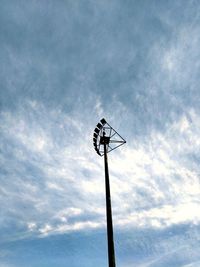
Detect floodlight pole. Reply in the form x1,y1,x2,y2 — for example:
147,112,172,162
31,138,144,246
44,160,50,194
93,118,126,267
103,142,116,267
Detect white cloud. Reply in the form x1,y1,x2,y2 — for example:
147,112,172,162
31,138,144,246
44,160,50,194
94,98,104,117
46,182,64,191
39,224,53,235
1,101,200,239
27,222,37,231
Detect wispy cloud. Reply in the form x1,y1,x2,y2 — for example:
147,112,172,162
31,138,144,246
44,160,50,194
1,98,199,240
1,0,200,266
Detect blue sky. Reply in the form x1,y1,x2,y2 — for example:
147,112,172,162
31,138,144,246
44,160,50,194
1,0,200,266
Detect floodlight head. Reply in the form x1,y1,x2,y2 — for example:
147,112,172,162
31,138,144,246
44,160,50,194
94,128,100,134
93,118,126,156
96,123,102,129
100,118,107,125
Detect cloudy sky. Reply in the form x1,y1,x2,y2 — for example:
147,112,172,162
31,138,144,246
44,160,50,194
1,0,200,266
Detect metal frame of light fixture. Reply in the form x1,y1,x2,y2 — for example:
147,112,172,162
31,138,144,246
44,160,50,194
93,118,126,156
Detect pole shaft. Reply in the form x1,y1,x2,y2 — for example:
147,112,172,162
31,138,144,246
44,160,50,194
104,143,116,267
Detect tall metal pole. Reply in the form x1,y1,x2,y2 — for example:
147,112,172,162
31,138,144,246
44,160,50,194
93,118,125,266
104,143,116,267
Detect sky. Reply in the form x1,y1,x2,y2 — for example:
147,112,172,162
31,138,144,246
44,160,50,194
0,0,200,266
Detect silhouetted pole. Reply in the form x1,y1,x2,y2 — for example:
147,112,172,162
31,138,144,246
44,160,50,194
104,142,116,267
93,118,126,267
